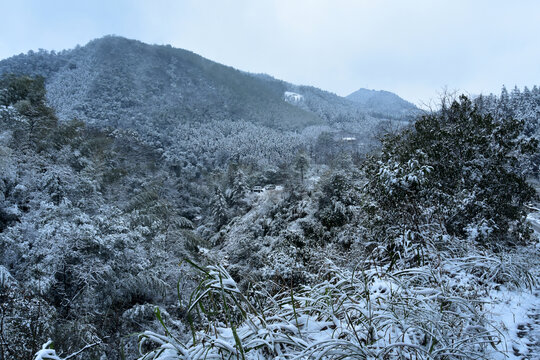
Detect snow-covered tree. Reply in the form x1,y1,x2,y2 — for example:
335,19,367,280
365,95,537,251
294,151,309,183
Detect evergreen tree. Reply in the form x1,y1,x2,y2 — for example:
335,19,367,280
231,169,248,207
294,151,309,183
0,74,57,151
316,170,359,229
211,188,229,229
364,95,537,249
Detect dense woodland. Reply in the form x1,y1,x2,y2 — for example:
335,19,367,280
0,37,539,360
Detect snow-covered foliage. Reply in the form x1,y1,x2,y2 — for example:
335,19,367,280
138,252,537,359
1,46,539,360
0,75,202,358
474,85,540,177
363,95,537,250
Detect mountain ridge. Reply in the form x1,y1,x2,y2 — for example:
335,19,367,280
0,36,415,134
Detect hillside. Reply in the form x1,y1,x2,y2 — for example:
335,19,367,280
0,36,389,133
347,87,418,117
1,37,539,360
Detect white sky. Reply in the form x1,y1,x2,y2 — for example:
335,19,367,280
1,0,539,105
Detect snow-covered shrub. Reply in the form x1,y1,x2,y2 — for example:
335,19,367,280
316,171,360,229
363,95,537,251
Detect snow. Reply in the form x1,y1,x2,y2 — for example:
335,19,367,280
34,341,61,360
369,278,399,300
486,286,540,359
482,211,540,359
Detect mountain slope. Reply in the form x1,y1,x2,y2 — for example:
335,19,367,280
0,36,381,132
347,88,418,117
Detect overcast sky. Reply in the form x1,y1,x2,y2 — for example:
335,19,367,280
1,0,539,105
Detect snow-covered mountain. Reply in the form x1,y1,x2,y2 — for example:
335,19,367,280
0,36,411,136
347,88,418,117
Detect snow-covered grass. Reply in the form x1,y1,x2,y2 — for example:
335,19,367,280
34,341,61,360
33,339,102,360
136,246,539,360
